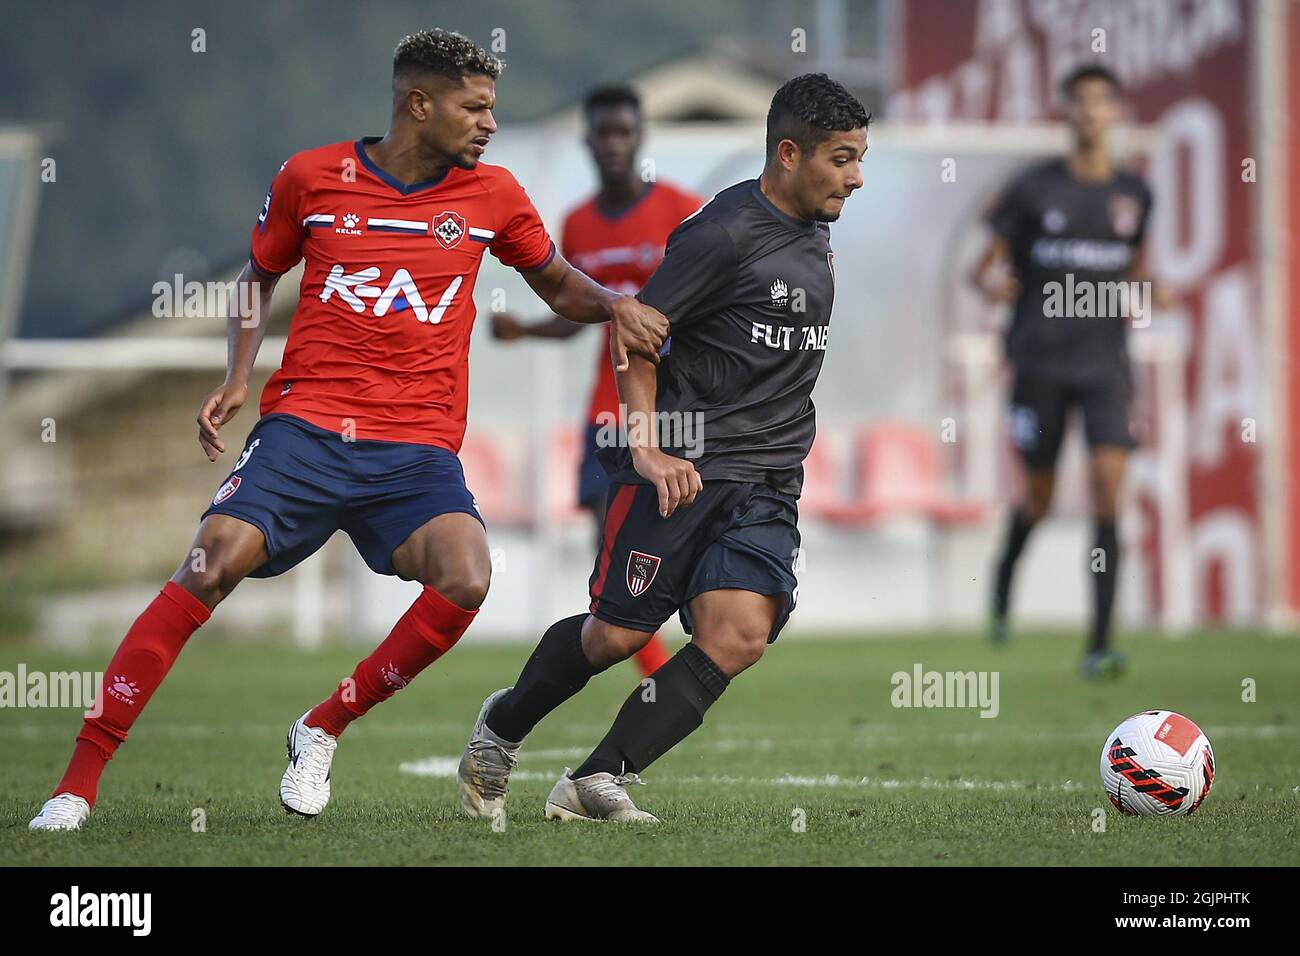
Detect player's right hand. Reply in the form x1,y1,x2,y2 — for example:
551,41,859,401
609,295,668,370
490,312,527,341
196,380,248,462
631,447,702,518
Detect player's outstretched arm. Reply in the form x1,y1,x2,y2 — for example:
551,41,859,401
616,350,701,518
488,311,585,342
519,254,667,369
196,261,279,462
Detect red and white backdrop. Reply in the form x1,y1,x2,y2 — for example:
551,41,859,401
887,0,1295,627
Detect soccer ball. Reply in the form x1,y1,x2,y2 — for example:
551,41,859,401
1099,710,1214,816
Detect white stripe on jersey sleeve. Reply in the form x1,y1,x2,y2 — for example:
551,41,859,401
367,218,428,231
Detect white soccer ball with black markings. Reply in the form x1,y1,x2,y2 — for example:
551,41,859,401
1099,710,1214,817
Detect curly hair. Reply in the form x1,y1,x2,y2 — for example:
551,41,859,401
393,29,503,84
766,73,871,159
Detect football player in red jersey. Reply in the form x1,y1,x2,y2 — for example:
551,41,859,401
28,29,669,831
490,85,704,680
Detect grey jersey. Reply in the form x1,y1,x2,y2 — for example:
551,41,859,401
988,158,1153,380
601,179,835,496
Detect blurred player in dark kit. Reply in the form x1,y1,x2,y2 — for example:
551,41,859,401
973,64,1162,679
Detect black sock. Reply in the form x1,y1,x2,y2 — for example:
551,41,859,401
485,614,603,742
1090,519,1120,653
572,643,729,779
993,509,1037,618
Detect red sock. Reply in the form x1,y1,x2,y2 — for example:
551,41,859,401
307,586,477,738
55,581,211,804
633,633,671,677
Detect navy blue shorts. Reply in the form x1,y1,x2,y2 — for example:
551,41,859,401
1008,365,1136,470
577,422,610,510
588,480,800,642
203,413,482,579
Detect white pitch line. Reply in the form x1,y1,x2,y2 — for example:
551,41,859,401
397,755,1089,792
399,756,553,782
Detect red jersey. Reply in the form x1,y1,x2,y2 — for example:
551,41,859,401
250,138,555,451
560,181,704,423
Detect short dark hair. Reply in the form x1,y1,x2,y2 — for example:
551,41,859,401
766,73,871,159
584,84,641,117
393,29,503,85
1061,64,1121,99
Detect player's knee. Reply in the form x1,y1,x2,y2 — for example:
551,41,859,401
731,629,770,673
1091,480,1122,521
697,625,768,678
1021,499,1048,523
1022,487,1053,522
431,564,491,610
172,560,241,609
581,617,650,667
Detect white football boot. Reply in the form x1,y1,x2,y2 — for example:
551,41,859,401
544,768,660,823
279,711,337,817
458,688,521,819
28,793,91,831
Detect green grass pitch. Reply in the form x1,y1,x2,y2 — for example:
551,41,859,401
2,631,1297,866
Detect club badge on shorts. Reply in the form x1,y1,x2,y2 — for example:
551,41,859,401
626,551,661,597
212,475,241,506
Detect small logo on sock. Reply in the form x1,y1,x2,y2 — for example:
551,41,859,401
381,662,409,689
626,551,661,597
107,675,140,705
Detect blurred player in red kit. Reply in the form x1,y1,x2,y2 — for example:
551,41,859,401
491,85,704,679
28,30,668,831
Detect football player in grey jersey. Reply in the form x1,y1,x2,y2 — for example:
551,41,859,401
459,74,869,823
972,64,1167,679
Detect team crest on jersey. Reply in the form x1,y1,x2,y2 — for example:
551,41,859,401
626,551,661,597
827,252,835,283
769,278,789,308
1042,208,1067,234
433,211,466,249
1109,195,1141,239
212,475,241,506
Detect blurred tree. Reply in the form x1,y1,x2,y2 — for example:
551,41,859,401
2,0,867,337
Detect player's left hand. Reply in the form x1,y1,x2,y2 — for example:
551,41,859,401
196,380,248,462
608,295,668,370
631,446,702,517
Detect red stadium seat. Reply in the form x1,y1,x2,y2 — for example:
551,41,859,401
821,422,986,526
458,432,530,526
545,424,586,521
798,432,855,518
